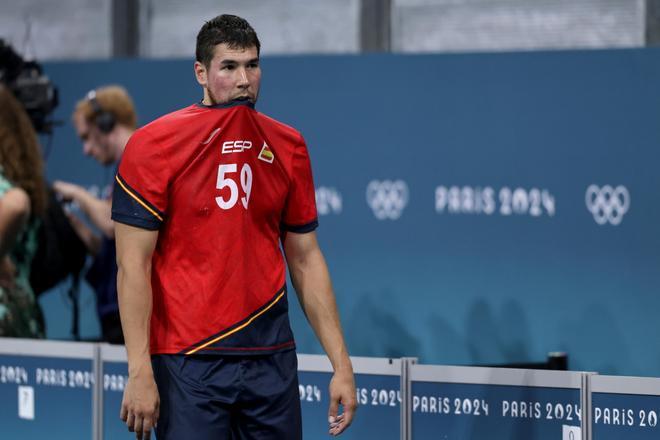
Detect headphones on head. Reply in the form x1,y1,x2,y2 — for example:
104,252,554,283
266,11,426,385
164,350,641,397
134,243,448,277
86,89,116,134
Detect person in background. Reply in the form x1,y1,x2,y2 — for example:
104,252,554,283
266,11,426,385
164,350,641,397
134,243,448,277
53,85,137,344
0,85,48,338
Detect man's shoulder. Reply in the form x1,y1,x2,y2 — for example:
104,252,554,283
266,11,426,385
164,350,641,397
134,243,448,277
254,111,304,143
137,104,199,135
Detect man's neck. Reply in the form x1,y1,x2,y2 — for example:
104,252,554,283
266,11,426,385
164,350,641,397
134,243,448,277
113,125,134,161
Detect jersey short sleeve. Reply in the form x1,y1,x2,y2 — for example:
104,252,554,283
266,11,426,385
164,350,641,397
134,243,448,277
281,136,318,233
112,129,169,230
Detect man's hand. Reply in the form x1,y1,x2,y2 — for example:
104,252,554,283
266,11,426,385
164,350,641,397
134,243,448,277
54,180,115,238
52,180,83,202
120,366,160,440
327,369,357,436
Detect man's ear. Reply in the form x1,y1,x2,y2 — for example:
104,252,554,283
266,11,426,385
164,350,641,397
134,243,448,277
194,61,207,87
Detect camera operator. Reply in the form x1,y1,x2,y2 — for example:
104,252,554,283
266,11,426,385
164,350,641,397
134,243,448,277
53,85,137,344
0,84,48,338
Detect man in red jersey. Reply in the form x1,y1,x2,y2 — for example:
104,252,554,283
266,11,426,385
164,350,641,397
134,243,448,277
112,14,356,440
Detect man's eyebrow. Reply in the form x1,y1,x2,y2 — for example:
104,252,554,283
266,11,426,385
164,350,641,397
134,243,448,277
219,57,259,65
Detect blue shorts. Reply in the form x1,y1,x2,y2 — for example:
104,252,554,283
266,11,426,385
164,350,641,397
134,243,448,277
152,349,302,440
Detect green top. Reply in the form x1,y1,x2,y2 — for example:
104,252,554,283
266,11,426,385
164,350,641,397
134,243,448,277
0,169,44,338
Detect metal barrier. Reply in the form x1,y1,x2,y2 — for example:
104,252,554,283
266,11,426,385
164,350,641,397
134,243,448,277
1,338,659,439
410,364,588,440
0,338,97,439
590,375,660,440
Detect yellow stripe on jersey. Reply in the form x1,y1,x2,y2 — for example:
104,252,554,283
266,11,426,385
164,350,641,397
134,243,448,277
185,288,286,355
115,175,164,222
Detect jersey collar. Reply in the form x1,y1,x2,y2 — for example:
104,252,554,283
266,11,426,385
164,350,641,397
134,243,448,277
196,99,255,110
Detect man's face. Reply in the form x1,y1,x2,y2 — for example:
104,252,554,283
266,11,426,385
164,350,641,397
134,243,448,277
195,43,261,105
74,113,114,165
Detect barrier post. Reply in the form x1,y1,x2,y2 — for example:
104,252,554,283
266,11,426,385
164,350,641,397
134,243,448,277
400,357,417,440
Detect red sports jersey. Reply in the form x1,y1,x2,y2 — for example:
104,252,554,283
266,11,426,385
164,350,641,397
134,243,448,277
112,100,318,355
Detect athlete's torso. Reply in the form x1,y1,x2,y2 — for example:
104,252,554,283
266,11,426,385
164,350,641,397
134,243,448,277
113,101,318,355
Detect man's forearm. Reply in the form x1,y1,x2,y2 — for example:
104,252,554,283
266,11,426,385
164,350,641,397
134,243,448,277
56,181,114,238
290,243,357,434
118,265,153,376
290,248,352,372
74,189,114,238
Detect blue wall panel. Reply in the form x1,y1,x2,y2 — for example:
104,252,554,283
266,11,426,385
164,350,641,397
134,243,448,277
0,354,93,439
593,393,660,439
412,382,581,439
40,48,660,376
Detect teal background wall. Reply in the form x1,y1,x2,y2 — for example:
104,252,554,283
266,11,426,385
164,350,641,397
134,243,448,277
40,48,660,376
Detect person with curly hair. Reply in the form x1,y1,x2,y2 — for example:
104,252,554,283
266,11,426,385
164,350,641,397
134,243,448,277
0,85,48,338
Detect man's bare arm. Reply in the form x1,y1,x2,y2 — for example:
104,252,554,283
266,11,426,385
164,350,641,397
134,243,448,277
283,231,356,436
54,181,114,238
115,222,159,440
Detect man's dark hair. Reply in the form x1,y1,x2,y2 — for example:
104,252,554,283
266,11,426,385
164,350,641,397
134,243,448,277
196,15,261,67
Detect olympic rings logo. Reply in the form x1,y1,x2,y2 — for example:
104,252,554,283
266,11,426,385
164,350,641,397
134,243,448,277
585,185,630,226
366,180,409,220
